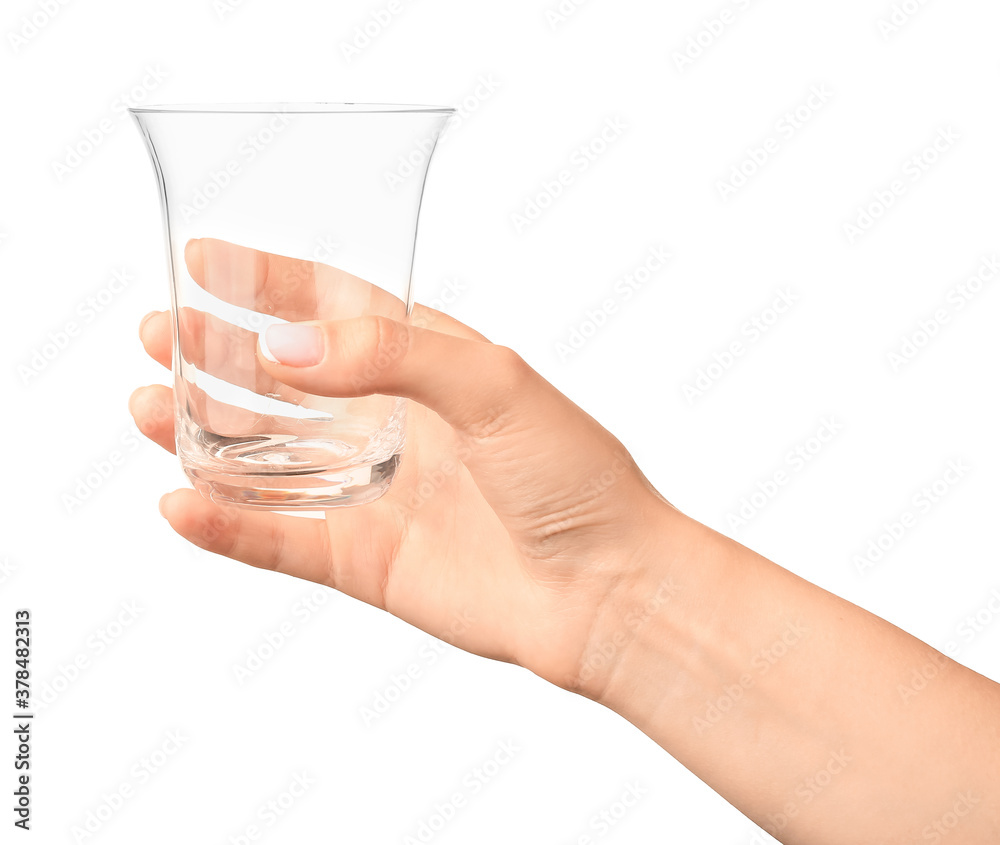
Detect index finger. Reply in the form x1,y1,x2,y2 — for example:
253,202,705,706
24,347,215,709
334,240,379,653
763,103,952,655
184,237,404,322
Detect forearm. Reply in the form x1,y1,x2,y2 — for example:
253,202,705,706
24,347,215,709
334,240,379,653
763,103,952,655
576,504,1000,843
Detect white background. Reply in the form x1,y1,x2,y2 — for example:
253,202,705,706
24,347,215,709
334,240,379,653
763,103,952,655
2,0,999,842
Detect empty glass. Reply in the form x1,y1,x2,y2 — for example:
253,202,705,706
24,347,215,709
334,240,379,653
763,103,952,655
129,103,453,509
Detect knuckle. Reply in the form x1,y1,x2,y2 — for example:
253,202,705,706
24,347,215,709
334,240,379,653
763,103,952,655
348,315,410,392
492,344,533,390
461,345,533,441
376,315,411,361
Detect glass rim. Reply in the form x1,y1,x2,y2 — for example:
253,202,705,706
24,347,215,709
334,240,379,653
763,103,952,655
128,102,456,115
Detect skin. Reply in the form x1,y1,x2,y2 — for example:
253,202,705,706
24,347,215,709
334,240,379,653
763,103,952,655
130,239,1000,844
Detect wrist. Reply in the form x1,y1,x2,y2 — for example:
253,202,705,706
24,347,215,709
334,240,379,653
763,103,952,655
562,499,714,706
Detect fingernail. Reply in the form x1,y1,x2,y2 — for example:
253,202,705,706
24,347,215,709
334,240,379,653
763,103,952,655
260,323,324,367
139,310,160,334
177,307,195,338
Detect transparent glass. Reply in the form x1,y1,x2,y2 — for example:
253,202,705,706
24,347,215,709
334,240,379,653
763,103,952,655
129,103,453,509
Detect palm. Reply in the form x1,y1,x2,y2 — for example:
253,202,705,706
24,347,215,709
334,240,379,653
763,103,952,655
325,400,533,663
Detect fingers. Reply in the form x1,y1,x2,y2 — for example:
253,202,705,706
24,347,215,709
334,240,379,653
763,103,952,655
184,238,404,322
256,315,534,437
178,379,308,438
141,301,488,386
142,307,312,405
176,307,293,399
129,384,175,453
142,305,284,391
140,309,171,370
129,379,321,455
184,238,278,313
157,488,408,610
158,489,335,585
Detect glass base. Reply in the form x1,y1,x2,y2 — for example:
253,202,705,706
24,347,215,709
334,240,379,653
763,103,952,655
183,452,400,510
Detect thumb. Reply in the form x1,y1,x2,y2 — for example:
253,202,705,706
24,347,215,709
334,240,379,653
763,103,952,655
257,315,536,435
257,314,648,541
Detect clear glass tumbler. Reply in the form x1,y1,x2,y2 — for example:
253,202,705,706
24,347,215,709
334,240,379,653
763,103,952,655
129,103,453,509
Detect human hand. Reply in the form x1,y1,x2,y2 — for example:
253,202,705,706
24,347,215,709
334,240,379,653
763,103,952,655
129,238,683,693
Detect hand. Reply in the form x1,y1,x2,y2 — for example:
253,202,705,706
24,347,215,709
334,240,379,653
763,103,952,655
129,238,682,693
